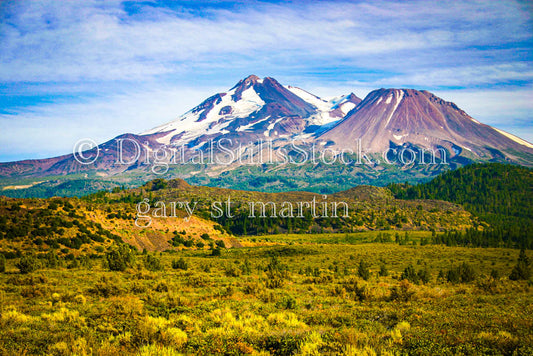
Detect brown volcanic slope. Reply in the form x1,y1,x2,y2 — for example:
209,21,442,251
319,88,533,163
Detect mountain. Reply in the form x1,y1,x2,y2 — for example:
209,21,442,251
0,75,360,179
319,88,533,164
141,75,360,147
1,76,533,197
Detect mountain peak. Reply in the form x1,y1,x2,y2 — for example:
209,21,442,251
371,88,421,96
319,87,533,160
345,92,362,103
232,74,262,90
244,74,260,81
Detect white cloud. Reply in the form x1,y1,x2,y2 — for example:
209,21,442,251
0,85,216,161
0,0,531,83
380,64,533,87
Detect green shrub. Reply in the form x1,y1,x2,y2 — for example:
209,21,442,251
224,263,241,277
106,244,136,271
343,278,367,301
446,262,476,283
89,276,124,297
357,260,371,281
264,256,288,289
144,254,163,271
490,269,500,279
172,258,188,270
390,280,415,302
509,249,530,281
67,259,80,269
45,250,61,268
401,264,419,284
0,254,5,273
418,267,431,284
241,259,252,275
379,263,389,277
276,295,297,309
16,255,39,274
265,259,287,289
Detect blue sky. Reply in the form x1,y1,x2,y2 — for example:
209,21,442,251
0,0,532,162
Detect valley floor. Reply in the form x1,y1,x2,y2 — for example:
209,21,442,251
0,236,532,355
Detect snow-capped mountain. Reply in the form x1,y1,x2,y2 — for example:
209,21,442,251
0,75,532,182
141,75,360,148
319,88,533,163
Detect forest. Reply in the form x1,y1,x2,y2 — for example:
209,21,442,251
388,163,533,248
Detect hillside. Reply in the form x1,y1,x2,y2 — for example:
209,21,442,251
90,178,474,237
0,195,236,257
388,163,533,247
0,179,476,259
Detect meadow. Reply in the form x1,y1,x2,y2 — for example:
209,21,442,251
1,233,531,355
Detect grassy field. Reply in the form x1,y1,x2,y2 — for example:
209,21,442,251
0,234,531,355
240,231,434,245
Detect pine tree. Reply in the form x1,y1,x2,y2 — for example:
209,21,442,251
509,249,531,281
378,263,389,277
357,260,371,281
401,264,419,284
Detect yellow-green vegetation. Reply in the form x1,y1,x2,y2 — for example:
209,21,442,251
93,178,476,236
240,231,434,245
0,179,475,258
0,237,531,355
0,195,236,257
0,164,531,354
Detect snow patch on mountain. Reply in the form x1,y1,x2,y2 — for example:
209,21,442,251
339,102,356,115
494,128,533,149
235,87,265,115
237,116,270,132
264,118,283,137
286,86,331,112
285,86,340,125
141,85,265,145
385,90,404,126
